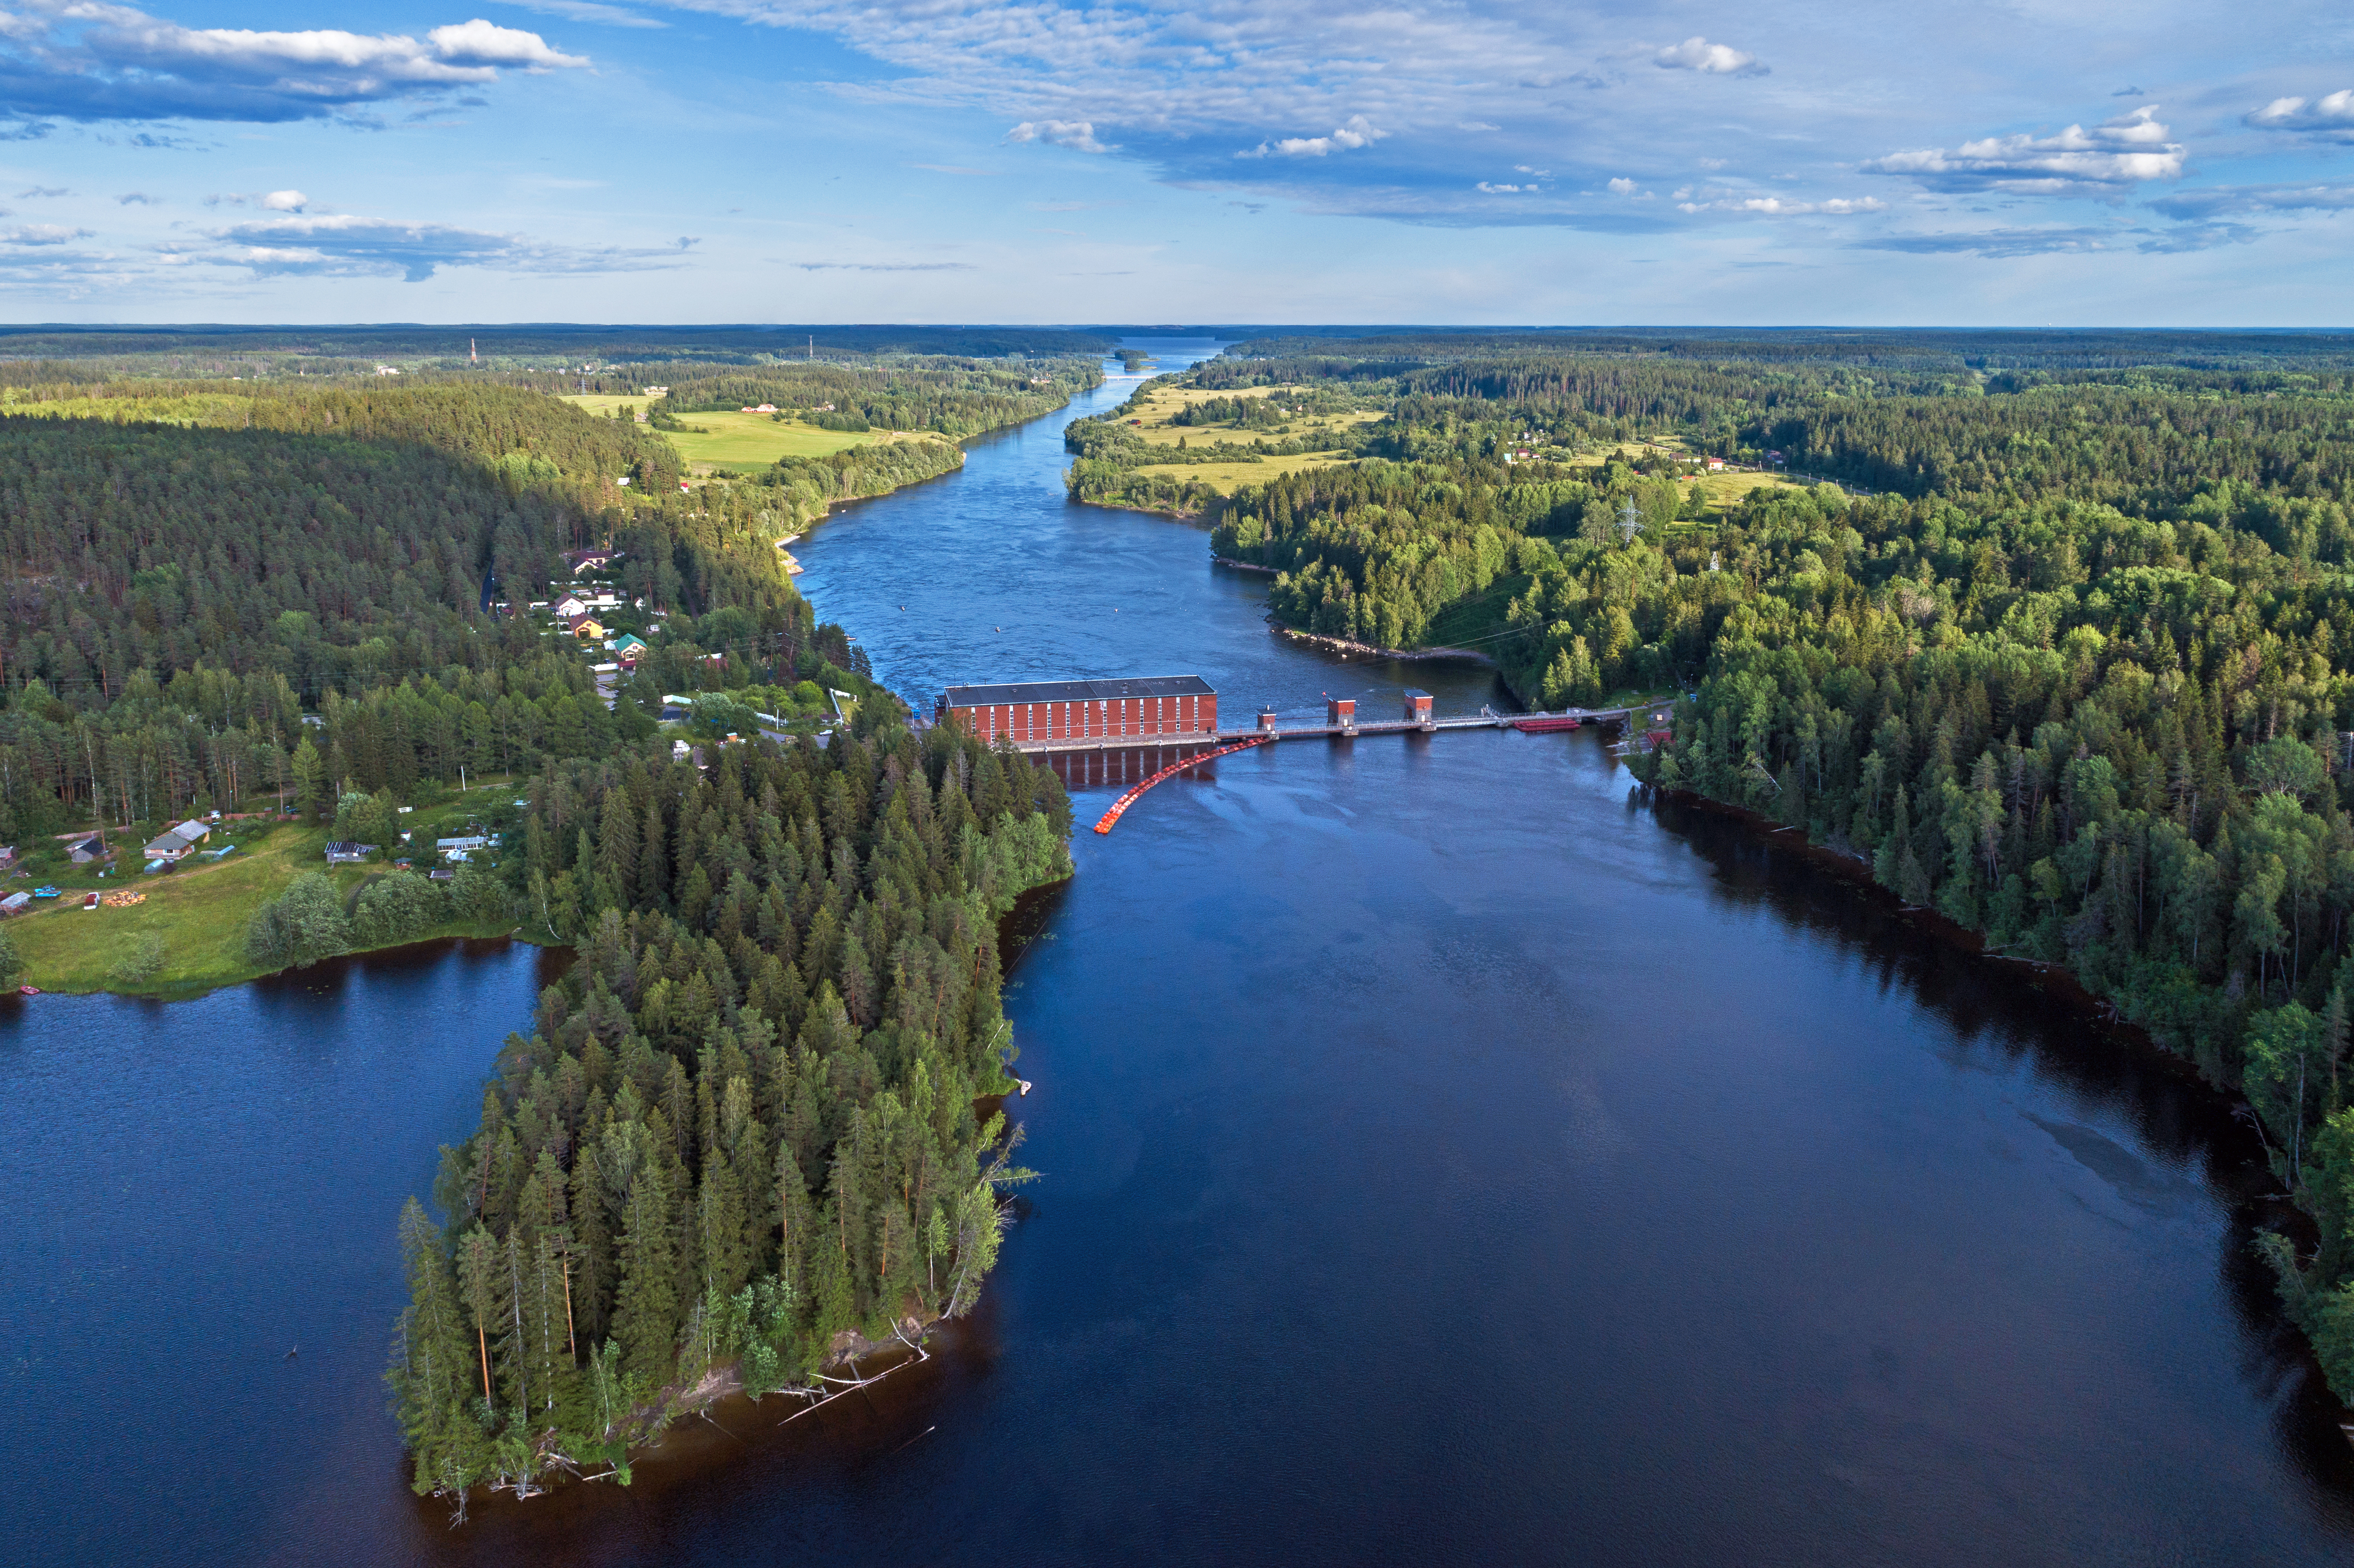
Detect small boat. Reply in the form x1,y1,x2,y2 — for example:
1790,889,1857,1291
82,893,100,910
16,985,36,996
1513,715,1584,733
31,885,59,897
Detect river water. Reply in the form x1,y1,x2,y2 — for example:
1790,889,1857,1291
4,341,2352,1564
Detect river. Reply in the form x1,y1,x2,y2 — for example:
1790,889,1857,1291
3,340,2351,1564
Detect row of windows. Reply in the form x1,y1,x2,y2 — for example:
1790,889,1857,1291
956,694,1217,741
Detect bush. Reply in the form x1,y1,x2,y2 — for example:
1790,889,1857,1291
245,872,352,970
0,923,20,988
351,872,446,949
110,933,166,986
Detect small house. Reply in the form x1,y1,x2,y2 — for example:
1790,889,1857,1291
324,841,376,864
0,891,28,916
0,845,13,870
1705,456,1725,471
610,634,648,658
68,837,107,864
142,820,209,863
428,869,455,882
563,614,606,641
553,595,590,618
437,835,492,852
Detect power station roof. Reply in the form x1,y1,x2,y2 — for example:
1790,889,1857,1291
942,675,1215,706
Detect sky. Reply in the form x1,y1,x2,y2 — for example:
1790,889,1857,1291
0,0,2350,324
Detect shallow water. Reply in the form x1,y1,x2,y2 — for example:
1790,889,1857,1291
4,341,2351,1565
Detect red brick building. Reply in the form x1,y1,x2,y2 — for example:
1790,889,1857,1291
937,676,1217,745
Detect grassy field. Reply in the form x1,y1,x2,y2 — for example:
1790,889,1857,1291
6,786,533,996
1126,453,1356,495
1101,381,1376,495
559,395,941,476
1114,381,1383,451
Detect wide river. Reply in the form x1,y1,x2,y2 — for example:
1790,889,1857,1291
4,342,2351,1564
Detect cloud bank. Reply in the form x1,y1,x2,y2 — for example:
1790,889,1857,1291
0,1,589,124
209,212,676,281
1864,106,2184,193
2248,90,2354,139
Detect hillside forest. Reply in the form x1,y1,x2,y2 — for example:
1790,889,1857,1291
1072,332,2354,1401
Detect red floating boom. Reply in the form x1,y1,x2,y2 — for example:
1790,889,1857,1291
1093,736,1273,834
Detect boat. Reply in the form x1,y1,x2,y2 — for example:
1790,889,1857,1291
31,885,59,897
82,893,99,910
1513,715,1584,732
16,985,36,996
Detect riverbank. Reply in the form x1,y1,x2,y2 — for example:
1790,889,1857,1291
1271,624,1499,665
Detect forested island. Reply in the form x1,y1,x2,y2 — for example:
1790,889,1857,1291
1072,330,2354,1400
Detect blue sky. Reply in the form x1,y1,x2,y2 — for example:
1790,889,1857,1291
0,0,2350,324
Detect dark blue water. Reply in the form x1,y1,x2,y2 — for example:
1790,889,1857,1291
5,340,2352,1565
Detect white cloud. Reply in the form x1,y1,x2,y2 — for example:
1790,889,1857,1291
1005,118,1106,152
1653,37,1765,76
261,189,306,211
2248,90,2354,139
0,1,589,125
1678,196,1886,216
207,212,682,281
0,222,91,243
1862,105,2184,193
1475,181,1525,193
1239,114,1385,159
1606,177,1636,194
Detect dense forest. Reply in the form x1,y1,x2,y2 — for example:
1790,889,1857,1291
388,719,1071,1505
1076,334,2354,1401
0,352,1085,1506
0,340,1091,844
0,386,810,843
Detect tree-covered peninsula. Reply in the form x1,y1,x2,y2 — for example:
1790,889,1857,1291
389,719,1071,1504
1075,330,2354,1400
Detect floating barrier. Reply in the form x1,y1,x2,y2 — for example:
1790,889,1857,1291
1093,736,1273,834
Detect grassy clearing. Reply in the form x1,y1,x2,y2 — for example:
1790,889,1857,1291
1114,381,1381,451
7,785,534,996
1687,469,1805,510
1127,452,1355,495
557,395,944,476
13,824,346,994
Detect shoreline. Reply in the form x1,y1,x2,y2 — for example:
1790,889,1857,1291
1646,782,2224,1089
1271,624,1499,666
11,921,550,1002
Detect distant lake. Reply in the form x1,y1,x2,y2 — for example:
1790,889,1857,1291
5,342,2351,1565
